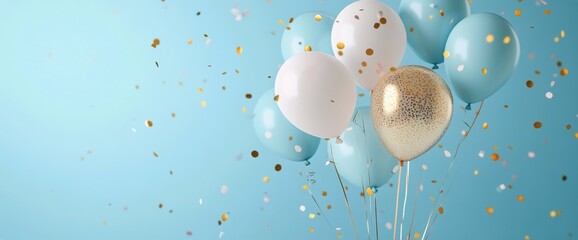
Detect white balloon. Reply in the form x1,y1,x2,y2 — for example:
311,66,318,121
275,52,357,138
332,0,407,90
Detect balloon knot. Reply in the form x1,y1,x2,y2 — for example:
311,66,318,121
399,160,405,167
432,64,439,70
465,103,472,110
371,187,378,193
304,160,311,166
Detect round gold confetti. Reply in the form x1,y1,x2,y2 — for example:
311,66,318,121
414,232,421,239
491,153,500,161
483,122,488,129
550,210,557,218
561,30,565,38
308,227,314,233
525,235,531,240
197,88,203,94
274,164,282,171
554,37,560,43
560,68,568,76
474,170,479,175
482,68,488,75
361,61,367,67
486,207,494,214
327,204,332,210
544,9,551,15
566,124,571,130
365,187,374,196
503,36,511,44
308,213,315,219
321,191,327,197
304,45,312,52
338,51,343,56
358,69,363,74
251,150,259,158
443,50,450,58
438,207,444,214
145,120,153,128
278,20,284,25
373,22,380,29
535,70,541,75
380,17,387,24
534,122,542,129
236,46,243,55
187,39,192,45
289,18,294,24
336,42,345,50
151,38,160,48
526,80,534,88
314,14,322,21
517,195,525,202
262,176,269,183
557,61,563,67
221,213,228,222
302,184,309,191
365,48,374,56
486,34,494,43
574,132,578,139
288,136,293,141
245,93,252,99
200,100,206,107
153,152,159,158
514,9,521,16
439,10,445,16
409,27,414,33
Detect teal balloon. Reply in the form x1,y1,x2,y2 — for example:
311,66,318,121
328,108,397,189
253,89,320,162
281,12,334,60
399,0,470,66
445,13,520,105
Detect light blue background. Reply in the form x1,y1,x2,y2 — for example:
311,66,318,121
0,0,576,239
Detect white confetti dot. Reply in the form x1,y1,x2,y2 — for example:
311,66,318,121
220,185,229,194
421,164,428,171
546,92,553,99
299,205,306,212
264,131,272,139
205,38,212,45
219,231,224,238
386,222,392,230
457,65,464,72
528,152,535,158
461,130,467,136
263,194,270,203
419,184,424,191
131,128,136,133
199,198,203,205
392,165,400,173
444,150,451,158
497,184,506,192
294,145,302,153
550,81,556,87
478,151,485,158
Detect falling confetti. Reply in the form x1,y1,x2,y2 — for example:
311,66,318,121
517,195,525,202
220,185,229,194
231,5,250,21
491,153,500,161
274,164,282,171
299,205,306,212
444,150,451,158
236,46,243,55
486,207,494,214
528,152,536,158
386,222,392,230
479,151,485,158
262,176,270,183
534,122,542,129
251,150,259,158
546,92,553,99
145,120,153,128
151,38,160,48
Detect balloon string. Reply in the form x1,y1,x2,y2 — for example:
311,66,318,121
406,160,424,240
421,101,485,240
399,161,410,240
374,195,379,240
306,187,335,230
361,178,371,240
332,154,360,240
392,162,403,240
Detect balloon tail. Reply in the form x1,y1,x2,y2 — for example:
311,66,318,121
465,103,471,110
304,160,311,166
399,161,410,240
332,157,360,240
432,64,439,70
421,101,485,240
393,162,403,240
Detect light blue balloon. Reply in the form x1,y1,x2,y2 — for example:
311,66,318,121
281,12,334,60
399,0,470,67
444,13,520,107
253,89,321,163
328,108,398,189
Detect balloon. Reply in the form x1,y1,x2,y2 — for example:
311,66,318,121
275,52,357,138
331,0,407,90
328,107,398,189
399,0,470,67
253,89,321,162
444,13,520,107
371,66,453,162
281,12,335,60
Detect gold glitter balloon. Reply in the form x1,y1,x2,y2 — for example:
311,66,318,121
371,66,453,162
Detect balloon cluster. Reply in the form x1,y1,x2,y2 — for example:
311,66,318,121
253,0,520,189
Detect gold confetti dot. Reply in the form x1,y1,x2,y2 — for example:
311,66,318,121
443,50,450,58
304,45,312,52
151,38,160,48
550,210,557,218
544,9,551,15
483,122,488,129
274,164,282,171
303,185,309,191
482,68,488,75
358,69,363,74
361,61,367,67
187,39,193,45
486,34,494,43
561,68,569,76
517,195,525,202
153,152,158,158
380,17,387,24
245,93,252,99
359,93,365,97
561,30,565,38
159,203,163,209
373,22,381,29
327,204,332,210
486,207,494,214
221,213,228,222
200,100,206,107
439,10,445,16
278,20,284,25
236,46,243,55
526,80,534,88
365,48,374,56
263,176,269,183
197,88,203,94
409,27,414,32
438,207,444,214
336,42,345,50
288,136,293,141
574,132,578,139
491,153,500,161
145,120,154,128
514,9,521,16
525,235,531,240
289,18,294,24
251,150,259,158
414,232,421,239
534,122,542,129
338,51,343,56
503,36,511,44
314,14,322,21
474,170,479,175
366,188,374,196
308,213,315,219
322,191,327,197
308,227,314,233
554,37,559,43
565,124,571,130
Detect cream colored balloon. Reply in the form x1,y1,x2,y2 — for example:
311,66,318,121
371,66,453,162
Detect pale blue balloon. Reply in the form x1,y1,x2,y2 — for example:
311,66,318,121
253,89,320,162
328,108,398,189
399,0,470,67
281,12,334,60
444,13,520,107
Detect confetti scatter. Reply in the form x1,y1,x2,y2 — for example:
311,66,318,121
486,207,494,214
526,80,534,88
231,5,249,21
514,9,522,16
534,121,542,129
491,153,500,161
221,213,228,222
550,210,557,218
220,185,229,194
236,46,243,55
274,164,282,171
308,213,315,219
560,68,568,76
562,175,567,181
528,152,535,158
262,176,270,183
299,205,306,212
444,150,451,157
151,38,160,48
483,122,488,129
251,150,259,158
414,232,421,239
438,207,444,214
517,195,525,202
545,92,553,99
145,120,154,128
479,151,485,158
